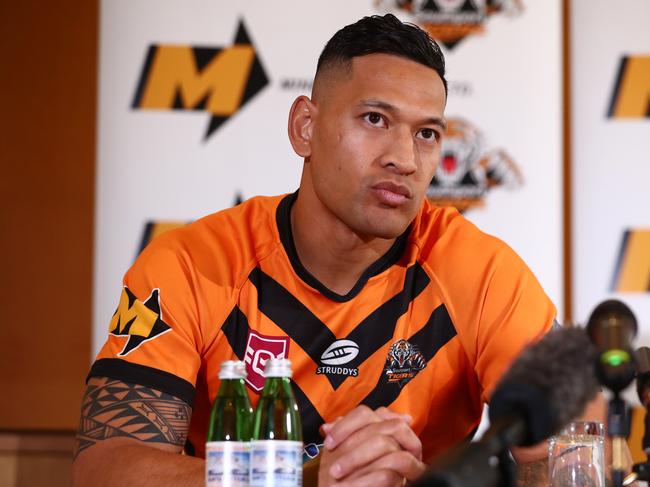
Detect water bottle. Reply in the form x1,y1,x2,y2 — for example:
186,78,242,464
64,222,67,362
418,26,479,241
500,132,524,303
206,360,253,487
250,358,303,487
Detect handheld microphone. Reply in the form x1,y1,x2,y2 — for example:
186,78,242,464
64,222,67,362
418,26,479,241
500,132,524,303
411,327,599,487
586,299,637,393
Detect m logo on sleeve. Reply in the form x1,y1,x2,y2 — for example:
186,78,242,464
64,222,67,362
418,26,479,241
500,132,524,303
109,287,172,356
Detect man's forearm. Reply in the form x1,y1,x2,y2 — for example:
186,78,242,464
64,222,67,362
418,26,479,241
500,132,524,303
516,458,548,487
73,438,204,487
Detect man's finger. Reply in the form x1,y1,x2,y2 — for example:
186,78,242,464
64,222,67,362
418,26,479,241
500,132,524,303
324,405,381,450
329,418,423,478
333,468,403,487
347,451,426,482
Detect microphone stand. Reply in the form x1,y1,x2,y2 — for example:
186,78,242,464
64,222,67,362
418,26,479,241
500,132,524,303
608,394,631,487
631,347,650,482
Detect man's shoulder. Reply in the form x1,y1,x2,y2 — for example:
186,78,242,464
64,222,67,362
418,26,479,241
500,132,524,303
412,200,508,259
138,194,286,270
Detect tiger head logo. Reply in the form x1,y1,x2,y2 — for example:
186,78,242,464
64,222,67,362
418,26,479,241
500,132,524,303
384,339,426,387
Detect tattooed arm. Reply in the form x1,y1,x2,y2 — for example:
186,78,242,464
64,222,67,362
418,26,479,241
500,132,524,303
72,376,203,487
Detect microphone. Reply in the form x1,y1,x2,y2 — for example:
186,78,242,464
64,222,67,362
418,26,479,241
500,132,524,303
411,327,599,487
586,299,637,393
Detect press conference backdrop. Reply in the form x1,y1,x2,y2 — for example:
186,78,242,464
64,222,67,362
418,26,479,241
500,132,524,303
572,0,650,345
93,0,563,354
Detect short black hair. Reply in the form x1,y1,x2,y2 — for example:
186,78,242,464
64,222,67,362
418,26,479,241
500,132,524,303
316,14,447,95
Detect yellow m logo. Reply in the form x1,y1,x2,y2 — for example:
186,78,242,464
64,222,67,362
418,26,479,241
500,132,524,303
612,229,650,292
608,56,650,118
132,20,269,140
109,287,171,356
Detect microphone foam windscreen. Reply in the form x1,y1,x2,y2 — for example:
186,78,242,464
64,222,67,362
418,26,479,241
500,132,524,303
489,327,599,445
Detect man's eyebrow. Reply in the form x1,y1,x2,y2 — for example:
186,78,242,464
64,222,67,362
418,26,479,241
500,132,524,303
358,99,447,131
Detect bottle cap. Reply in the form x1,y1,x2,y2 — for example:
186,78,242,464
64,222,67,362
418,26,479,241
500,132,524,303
263,357,293,378
219,360,247,380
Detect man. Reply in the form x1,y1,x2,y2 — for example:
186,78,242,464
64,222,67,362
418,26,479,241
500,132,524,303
73,14,563,486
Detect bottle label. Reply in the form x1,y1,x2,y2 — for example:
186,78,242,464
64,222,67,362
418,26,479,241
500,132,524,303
250,440,303,487
205,441,250,487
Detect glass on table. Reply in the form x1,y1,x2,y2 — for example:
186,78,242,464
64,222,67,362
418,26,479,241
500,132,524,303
548,421,605,487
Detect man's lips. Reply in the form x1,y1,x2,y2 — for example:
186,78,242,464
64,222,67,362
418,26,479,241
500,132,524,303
371,182,412,206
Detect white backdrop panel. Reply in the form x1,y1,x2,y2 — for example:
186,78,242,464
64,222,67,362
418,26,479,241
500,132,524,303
94,0,563,355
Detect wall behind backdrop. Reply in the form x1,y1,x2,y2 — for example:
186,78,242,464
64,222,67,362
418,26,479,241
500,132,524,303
94,0,564,356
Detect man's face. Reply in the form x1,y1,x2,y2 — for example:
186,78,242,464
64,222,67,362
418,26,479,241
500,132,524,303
305,53,446,240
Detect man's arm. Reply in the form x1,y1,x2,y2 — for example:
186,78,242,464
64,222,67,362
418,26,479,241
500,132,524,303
73,376,203,487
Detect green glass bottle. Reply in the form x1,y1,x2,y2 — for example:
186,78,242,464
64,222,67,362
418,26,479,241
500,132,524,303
205,360,253,487
250,358,303,487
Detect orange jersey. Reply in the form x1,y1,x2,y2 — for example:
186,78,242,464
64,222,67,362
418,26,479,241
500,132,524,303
90,193,555,461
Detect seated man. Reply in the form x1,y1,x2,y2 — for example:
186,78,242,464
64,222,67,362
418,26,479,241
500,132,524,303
73,13,588,487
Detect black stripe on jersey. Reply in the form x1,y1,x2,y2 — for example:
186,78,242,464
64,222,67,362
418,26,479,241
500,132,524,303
249,266,337,370
275,192,409,303
249,263,430,391
292,380,326,446
220,305,251,360
333,263,430,389
87,358,196,407
361,304,457,410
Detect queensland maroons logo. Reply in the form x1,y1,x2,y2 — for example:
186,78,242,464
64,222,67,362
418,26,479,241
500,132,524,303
243,331,290,391
427,117,523,212
375,0,523,49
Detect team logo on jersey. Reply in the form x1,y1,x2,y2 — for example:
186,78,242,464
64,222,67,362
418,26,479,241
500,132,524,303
611,229,650,292
109,287,172,356
316,339,360,377
244,330,290,391
427,117,523,212
375,0,523,49
607,55,650,119
131,20,269,141
383,339,426,387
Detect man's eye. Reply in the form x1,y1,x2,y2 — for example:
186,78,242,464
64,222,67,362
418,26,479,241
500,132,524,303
417,128,436,140
364,113,384,126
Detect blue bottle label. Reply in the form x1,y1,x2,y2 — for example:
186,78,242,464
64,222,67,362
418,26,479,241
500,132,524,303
250,440,303,487
205,441,250,487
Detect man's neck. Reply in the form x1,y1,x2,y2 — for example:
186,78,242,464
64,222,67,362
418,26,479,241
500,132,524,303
290,194,397,296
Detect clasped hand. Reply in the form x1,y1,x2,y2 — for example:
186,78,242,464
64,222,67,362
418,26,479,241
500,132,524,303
318,406,426,487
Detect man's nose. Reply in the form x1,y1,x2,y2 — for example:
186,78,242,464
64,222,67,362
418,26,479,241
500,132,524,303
381,127,417,175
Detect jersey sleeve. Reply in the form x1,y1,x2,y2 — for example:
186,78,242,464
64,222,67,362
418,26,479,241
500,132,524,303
473,245,556,404
88,234,203,406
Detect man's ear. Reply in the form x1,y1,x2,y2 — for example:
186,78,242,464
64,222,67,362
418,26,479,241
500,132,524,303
288,95,316,158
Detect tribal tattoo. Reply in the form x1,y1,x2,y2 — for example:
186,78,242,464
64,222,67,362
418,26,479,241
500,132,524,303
74,377,192,458
516,458,549,487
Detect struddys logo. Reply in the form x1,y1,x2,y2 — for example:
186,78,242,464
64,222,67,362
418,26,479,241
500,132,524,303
427,117,523,212
383,339,426,387
109,287,172,356
316,339,360,377
375,0,523,49
611,229,650,293
131,20,269,141
607,55,650,119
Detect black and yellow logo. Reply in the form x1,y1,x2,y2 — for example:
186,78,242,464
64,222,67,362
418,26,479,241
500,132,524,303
132,20,269,140
612,229,650,292
608,56,650,118
109,287,172,356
